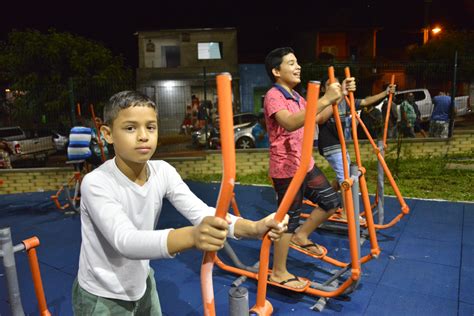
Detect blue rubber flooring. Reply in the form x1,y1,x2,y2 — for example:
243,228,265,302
1,181,473,315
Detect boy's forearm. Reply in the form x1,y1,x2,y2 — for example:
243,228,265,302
167,226,195,255
317,96,333,113
361,90,388,106
233,218,259,239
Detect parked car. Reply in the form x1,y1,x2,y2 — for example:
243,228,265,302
192,112,258,148
51,130,68,152
1,126,57,163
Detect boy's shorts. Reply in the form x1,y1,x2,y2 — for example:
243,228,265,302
272,165,341,232
72,268,162,316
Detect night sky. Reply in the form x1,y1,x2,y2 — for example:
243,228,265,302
1,0,473,67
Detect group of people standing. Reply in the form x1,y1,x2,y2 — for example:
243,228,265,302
181,95,218,135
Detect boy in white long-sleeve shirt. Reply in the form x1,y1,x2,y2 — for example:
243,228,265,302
72,90,287,315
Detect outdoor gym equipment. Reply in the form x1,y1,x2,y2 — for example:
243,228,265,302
50,103,106,213
203,75,364,315
200,73,237,316
304,71,409,231
0,227,50,316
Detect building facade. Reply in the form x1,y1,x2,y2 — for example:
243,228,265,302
136,28,239,135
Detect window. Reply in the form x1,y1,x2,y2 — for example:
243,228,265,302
197,42,223,60
413,91,427,102
161,46,180,68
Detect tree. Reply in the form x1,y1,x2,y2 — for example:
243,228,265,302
407,31,474,82
0,29,133,128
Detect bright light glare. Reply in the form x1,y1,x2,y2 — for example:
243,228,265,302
432,27,442,34
163,81,174,89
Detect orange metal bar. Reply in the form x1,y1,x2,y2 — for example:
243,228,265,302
231,193,241,217
215,256,356,298
251,81,321,315
89,104,106,162
382,75,396,148
201,73,236,316
344,67,380,258
355,114,410,227
22,237,51,316
327,67,361,280
328,67,350,181
76,103,82,117
50,171,82,210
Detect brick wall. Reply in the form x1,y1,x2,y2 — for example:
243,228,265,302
169,131,474,178
1,131,472,194
0,168,74,195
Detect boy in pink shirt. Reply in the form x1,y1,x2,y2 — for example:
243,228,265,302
264,47,355,289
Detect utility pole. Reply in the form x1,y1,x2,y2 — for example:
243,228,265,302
423,0,432,44
449,50,458,138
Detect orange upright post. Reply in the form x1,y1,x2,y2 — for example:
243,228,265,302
344,67,380,259
327,66,360,278
22,237,51,316
201,73,236,316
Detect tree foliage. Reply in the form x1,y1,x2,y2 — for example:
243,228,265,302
407,31,474,81
0,29,133,126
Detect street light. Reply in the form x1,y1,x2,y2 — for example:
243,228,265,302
431,26,442,35
423,25,442,44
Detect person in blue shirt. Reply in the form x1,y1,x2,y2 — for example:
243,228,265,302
429,92,454,138
251,112,269,148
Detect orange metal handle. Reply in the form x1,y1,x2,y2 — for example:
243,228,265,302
328,66,350,180
22,237,51,316
252,81,321,315
201,73,236,316
382,75,396,148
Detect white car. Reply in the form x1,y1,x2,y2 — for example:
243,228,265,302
52,130,68,152
375,89,471,121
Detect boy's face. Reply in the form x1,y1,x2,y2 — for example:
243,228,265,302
272,53,301,88
102,106,158,168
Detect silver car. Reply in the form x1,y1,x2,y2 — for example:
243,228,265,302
192,112,258,149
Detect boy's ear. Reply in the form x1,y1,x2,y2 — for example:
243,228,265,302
271,68,280,80
100,125,113,144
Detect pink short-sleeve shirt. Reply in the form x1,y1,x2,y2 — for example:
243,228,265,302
264,84,315,178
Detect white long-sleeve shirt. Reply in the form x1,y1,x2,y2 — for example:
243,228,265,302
77,158,239,301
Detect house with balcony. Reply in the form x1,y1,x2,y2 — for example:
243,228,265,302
136,28,239,135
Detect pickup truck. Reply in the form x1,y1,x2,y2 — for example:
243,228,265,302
0,126,58,163
391,89,471,121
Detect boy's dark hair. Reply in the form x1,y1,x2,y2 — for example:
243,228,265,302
264,47,295,83
104,91,157,126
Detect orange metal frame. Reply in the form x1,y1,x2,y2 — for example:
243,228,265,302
50,169,83,210
205,74,363,316
22,237,51,316
201,73,236,316
305,71,408,231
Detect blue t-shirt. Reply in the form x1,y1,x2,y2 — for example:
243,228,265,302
431,95,451,122
251,123,269,148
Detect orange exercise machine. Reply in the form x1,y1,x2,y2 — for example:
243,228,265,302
200,73,367,315
0,227,51,316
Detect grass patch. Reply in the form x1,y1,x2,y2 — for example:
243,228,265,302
187,154,474,202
